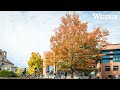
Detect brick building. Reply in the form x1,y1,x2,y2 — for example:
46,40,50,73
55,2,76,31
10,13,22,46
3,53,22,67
97,44,120,79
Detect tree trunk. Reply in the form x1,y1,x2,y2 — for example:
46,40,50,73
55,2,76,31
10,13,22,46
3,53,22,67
78,70,81,79
71,70,74,78
70,66,74,78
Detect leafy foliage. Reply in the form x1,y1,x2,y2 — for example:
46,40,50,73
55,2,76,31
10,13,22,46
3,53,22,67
50,12,109,77
28,52,43,75
0,70,18,77
43,51,55,66
15,68,22,76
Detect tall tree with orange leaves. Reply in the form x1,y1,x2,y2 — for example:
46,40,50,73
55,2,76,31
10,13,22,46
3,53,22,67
50,12,109,78
43,51,55,66
43,51,57,74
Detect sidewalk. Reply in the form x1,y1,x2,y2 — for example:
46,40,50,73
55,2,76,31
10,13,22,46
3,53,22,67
42,75,97,79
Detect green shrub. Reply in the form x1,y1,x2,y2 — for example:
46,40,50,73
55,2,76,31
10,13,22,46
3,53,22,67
0,70,18,77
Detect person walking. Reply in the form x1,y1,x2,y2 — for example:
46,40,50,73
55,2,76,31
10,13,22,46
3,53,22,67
34,67,39,77
22,68,26,77
105,76,107,79
54,73,56,79
59,71,62,79
65,71,67,79
89,74,92,79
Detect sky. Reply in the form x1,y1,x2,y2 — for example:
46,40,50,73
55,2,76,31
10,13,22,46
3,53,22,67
0,11,120,68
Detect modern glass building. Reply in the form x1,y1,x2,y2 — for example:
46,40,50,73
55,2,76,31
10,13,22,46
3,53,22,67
97,44,120,79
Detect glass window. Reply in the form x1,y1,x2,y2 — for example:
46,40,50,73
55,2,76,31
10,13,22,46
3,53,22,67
113,66,118,71
113,58,120,62
105,66,110,71
7,68,10,70
101,59,110,63
108,75,113,79
102,55,110,58
113,55,120,58
113,49,120,54
102,51,110,54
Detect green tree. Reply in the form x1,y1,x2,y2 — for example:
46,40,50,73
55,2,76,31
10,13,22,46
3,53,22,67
15,68,22,76
28,52,43,75
0,70,17,77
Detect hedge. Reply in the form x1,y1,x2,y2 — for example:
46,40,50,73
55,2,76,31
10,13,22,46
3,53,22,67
0,70,18,77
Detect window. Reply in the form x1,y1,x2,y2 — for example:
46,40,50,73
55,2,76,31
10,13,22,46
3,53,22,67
2,63,4,65
108,75,113,79
113,49,120,54
113,66,118,71
102,55,110,58
102,51,110,54
113,58,120,62
105,66,110,71
113,55,120,58
7,68,10,70
101,59,110,63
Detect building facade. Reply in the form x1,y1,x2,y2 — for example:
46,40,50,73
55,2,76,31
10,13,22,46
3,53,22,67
97,44,120,79
0,49,17,72
43,59,55,77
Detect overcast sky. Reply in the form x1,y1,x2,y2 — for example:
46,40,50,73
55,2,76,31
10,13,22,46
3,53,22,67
0,11,120,68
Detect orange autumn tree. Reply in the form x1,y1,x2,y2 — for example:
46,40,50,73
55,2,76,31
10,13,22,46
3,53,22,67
44,51,69,73
44,51,55,66
50,12,109,78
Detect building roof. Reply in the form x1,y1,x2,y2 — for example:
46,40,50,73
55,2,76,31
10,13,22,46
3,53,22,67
11,66,18,68
4,59,14,65
0,49,16,67
102,44,120,50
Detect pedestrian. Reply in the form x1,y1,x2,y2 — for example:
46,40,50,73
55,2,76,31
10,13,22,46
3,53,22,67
59,71,62,79
34,67,39,77
97,76,99,79
89,74,92,79
57,71,61,79
78,71,81,79
105,76,107,79
22,68,26,77
65,72,67,79
36,67,40,77
54,73,56,78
